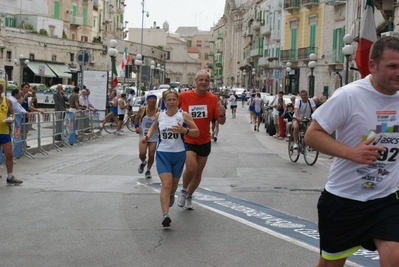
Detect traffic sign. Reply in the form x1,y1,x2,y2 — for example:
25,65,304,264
76,50,91,66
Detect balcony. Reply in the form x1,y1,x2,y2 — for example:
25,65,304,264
245,28,253,37
260,23,271,36
216,48,223,54
271,30,280,41
216,33,223,40
208,51,214,56
297,47,317,61
215,62,222,68
250,47,263,58
301,0,319,9
281,49,297,62
284,0,300,13
325,0,346,5
258,57,270,67
71,16,84,26
252,20,262,31
269,59,280,68
116,4,125,13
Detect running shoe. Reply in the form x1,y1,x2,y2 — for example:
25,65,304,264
162,214,171,227
293,143,299,149
138,160,147,174
177,190,188,207
212,132,215,139
145,170,151,179
184,195,194,210
214,136,217,142
169,194,175,207
6,176,23,185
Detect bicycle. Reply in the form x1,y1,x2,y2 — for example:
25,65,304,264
102,111,136,134
288,118,319,166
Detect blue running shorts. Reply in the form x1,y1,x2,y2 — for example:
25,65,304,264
156,151,186,178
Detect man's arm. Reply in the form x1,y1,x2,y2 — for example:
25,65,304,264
305,119,384,165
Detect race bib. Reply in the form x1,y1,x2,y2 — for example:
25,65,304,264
371,133,399,166
188,105,208,119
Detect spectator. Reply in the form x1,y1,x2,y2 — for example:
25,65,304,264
53,84,69,141
283,103,294,140
0,84,22,184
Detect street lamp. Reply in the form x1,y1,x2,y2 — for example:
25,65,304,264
138,0,149,91
285,62,291,94
342,34,354,85
107,39,118,89
252,68,256,88
308,53,317,97
14,54,30,86
161,65,165,84
150,60,155,89
134,54,142,89
242,70,246,88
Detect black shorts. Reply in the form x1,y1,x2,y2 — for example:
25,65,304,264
118,114,125,121
186,142,211,157
230,105,237,110
318,190,399,260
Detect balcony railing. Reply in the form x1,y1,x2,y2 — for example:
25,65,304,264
258,57,270,67
250,47,263,58
71,16,84,26
271,30,280,41
216,48,223,54
281,49,297,61
301,0,319,8
297,47,317,60
325,0,345,5
252,20,262,31
217,33,223,39
284,0,300,12
260,24,271,36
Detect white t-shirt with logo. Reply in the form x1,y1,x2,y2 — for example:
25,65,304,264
312,75,399,201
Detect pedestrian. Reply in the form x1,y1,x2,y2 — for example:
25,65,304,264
241,90,246,107
53,84,69,140
140,89,199,227
247,93,255,124
0,84,22,184
283,103,294,140
211,91,224,142
134,94,160,179
229,90,238,118
251,92,264,132
272,91,284,138
305,36,399,267
177,70,226,210
115,92,128,136
100,90,118,130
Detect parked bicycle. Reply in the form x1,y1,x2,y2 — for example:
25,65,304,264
102,111,136,134
288,117,319,166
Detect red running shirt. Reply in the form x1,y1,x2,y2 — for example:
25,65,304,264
179,90,220,145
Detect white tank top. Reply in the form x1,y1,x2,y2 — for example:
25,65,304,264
157,110,186,152
140,107,159,142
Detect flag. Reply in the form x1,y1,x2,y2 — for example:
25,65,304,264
112,60,118,88
121,47,131,70
355,0,377,78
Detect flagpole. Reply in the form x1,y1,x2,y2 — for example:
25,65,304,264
108,39,118,89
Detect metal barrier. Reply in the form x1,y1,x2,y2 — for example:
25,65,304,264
5,110,102,160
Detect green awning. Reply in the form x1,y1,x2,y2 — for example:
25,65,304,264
27,62,56,78
46,63,72,79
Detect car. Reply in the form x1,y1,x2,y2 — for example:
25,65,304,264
232,88,246,100
158,84,170,90
49,84,75,93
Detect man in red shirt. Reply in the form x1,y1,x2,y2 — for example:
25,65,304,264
177,70,226,210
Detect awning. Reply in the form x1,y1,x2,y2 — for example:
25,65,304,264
27,61,56,78
46,63,72,79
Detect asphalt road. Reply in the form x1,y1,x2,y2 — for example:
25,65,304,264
0,105,373,267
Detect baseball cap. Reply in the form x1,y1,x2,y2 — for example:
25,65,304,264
146,94,157,100
287,103,293,107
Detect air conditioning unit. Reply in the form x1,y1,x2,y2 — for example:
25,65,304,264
381,31,399,38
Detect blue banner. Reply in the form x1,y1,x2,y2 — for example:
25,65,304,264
67,112,76,145
13,113,23,158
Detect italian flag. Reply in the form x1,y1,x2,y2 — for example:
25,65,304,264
355,0,377,78
121,47,131,70
112,61,118,88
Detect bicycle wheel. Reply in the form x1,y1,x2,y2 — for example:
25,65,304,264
126,115,136,132
288,136,300,162
303,141,319,166
103,118,117,134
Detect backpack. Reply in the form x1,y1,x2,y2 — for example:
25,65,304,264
299,99,313,115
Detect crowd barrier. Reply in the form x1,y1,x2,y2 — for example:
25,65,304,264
0,110,104,163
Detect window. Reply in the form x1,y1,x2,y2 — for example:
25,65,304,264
81,36,88,42
205,53,209,60
187,40,192,47
29,54,35,60
204,40,210,47
309,24,316,53
332,28,345,63
196,40,202,48
52,55,57,62
6,51,11,60
54,1,60,19
290,28,297,60
70,53,74,62
83,7,88,25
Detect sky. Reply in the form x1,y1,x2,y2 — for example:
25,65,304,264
123,0,226,33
